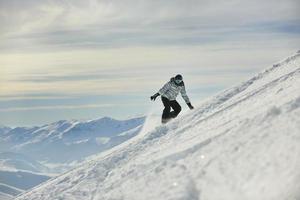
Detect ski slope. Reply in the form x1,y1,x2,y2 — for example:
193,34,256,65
16,51,300,200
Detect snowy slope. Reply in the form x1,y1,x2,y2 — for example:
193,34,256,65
0,152,49,173
0,152,51,199
0,183,24,197
0,170,50,191
0,191,14,200
16,51,300,200
0,170,50,199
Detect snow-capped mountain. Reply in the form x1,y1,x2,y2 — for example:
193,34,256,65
0,126,11,136
0,117,145,199
16,51,300,200
0,117,145,166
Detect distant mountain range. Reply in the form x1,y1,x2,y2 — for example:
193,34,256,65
0,116,145,199
0,116,145,166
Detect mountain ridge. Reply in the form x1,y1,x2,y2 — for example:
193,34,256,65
0,116,145,199
0,116,145,165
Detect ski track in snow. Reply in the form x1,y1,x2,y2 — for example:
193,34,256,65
15,52,300,200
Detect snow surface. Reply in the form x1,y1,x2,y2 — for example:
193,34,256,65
0,192,13,200
0,152,49,173
0,170,50,191
0,183,24,196
16,52,300,200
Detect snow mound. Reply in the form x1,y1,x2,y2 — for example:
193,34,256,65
16,52,300,200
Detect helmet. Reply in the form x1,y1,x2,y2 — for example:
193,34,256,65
174,74,183,84
175,74,183,80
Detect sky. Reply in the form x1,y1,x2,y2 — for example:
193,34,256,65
0,0,299,127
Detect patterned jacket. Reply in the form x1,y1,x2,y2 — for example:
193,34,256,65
158,77,190,103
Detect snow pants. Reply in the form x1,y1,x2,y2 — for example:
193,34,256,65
161,96,182,123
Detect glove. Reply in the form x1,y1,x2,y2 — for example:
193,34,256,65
187,103,194,110
150,93,160,101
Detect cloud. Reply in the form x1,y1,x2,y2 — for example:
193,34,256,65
0,0,299,126
1,44,299,99
0,0,299,51
0,103,114,112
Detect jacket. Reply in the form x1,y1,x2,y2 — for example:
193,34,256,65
158,77,190,103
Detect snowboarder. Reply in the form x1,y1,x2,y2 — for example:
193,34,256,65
150,74,194,124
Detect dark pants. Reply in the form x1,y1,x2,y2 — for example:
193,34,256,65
161,96,182,123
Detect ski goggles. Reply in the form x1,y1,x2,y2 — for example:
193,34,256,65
175,79,183,84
